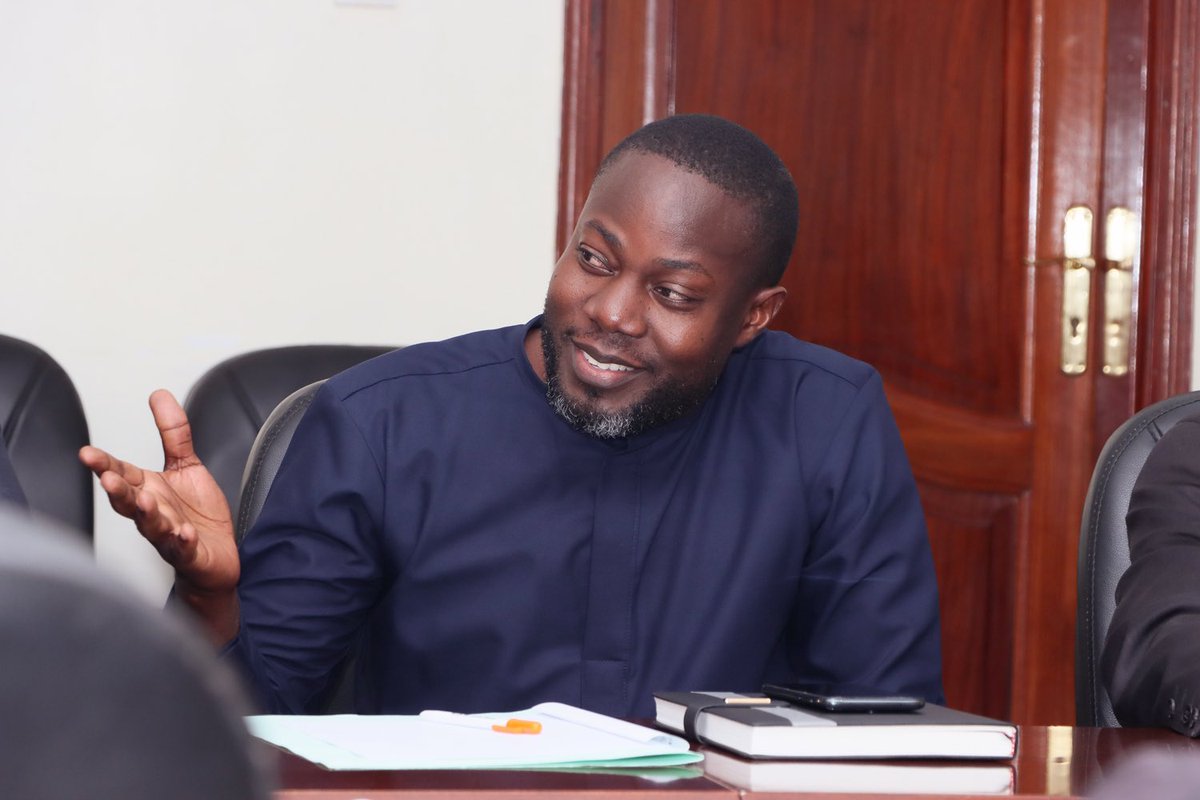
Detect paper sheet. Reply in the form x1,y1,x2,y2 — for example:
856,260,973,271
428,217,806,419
246,702,703,770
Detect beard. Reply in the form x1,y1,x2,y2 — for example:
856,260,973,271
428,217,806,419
539,317,720,440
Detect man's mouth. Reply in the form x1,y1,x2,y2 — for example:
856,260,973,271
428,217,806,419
581,349,635,372
570,341,644,390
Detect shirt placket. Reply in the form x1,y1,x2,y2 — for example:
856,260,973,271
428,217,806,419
579,446,640,715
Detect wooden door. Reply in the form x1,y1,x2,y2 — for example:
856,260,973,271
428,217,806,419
558,0,1198,723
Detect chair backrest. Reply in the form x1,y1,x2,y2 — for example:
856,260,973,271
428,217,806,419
0,506,272,799
235,380,327,541
185,345,392,514
235,380,357,712
0,334,92,539
1076,390,1200,726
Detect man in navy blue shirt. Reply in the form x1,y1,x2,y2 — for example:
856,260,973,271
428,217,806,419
83,115,943,716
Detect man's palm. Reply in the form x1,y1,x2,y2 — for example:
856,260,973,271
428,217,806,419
81,389,239,593
144,452,239,592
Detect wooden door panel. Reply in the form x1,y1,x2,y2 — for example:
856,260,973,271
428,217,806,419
888,390,1032,493
674,1,1025,418
922,484,1019,718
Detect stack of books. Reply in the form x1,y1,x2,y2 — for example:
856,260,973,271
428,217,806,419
653,691,1018,795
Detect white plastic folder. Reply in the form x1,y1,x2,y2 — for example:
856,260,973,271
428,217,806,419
245,702,702,770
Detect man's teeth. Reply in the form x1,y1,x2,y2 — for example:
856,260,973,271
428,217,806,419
583,350,634,372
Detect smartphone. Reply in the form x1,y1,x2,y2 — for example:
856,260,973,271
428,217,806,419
761,682,925,713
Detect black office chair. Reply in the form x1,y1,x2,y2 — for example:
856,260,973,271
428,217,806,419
0,505,272,799
235,381,327,541
184,345,393,514
0,334,92,540
1076,390,1200,726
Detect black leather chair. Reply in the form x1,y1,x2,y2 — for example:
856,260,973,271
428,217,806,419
1076,390,1200,726
0,335,92,540
184,345,392,514
235,381,327,542
0,505,272,799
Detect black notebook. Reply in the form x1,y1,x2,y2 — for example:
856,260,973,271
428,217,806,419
654,691,1017,760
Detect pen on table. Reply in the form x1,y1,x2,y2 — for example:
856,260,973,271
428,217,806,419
723,696,773,705
419,709,543,734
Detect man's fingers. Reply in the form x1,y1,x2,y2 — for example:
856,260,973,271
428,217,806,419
78,445,112,474
79,445,122,478
98,475,178,545
80,445,146,487
96,478,193,566
148,389,199,468
133,489,195,561
134,490,172,536
98,470,140,518
139,498,199,566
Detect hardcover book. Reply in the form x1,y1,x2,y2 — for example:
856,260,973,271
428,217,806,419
654,691,1017,761
700,748,1016,794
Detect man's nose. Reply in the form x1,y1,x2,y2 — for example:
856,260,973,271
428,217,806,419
584,275,648,338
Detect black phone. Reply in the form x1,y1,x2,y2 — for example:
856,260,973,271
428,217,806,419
761,683,925,713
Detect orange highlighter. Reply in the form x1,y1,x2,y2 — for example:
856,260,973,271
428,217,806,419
419,709,543,734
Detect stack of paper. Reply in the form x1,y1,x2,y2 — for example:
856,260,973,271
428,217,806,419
246,702,702,770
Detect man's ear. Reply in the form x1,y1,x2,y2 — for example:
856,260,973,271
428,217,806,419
734,285,788,348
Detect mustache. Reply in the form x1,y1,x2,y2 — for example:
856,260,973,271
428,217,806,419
562,325,651,364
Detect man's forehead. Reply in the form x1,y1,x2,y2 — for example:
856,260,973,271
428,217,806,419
574,160,760,293
588,151,751,223
594,149,713,193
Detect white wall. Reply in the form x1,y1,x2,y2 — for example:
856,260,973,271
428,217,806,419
0,1,564,600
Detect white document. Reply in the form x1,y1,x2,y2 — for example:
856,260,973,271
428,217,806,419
246,702,702,770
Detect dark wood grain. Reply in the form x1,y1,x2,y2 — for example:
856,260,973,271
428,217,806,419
675,1,1022,417
558,0,605,255
1011,0,1106,726
1136,0,1199,406
919,481,1019,719
1091,0,1147,445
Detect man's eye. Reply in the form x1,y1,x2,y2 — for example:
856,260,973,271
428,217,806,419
655,286,697,304
577,246,609,271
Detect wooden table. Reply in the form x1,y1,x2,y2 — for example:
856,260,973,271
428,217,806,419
270,725,1200,799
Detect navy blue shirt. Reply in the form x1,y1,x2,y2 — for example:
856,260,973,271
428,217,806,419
229,319,943,716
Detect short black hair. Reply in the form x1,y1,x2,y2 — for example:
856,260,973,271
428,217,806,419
596,114,799,287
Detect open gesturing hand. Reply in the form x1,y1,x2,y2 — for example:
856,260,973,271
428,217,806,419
80,389,240,642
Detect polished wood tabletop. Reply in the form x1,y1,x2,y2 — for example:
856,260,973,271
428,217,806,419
268,725,1200,799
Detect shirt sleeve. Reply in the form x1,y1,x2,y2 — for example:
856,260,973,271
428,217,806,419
224,383,387,713
786,371,945,702
1103,414,1200,734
